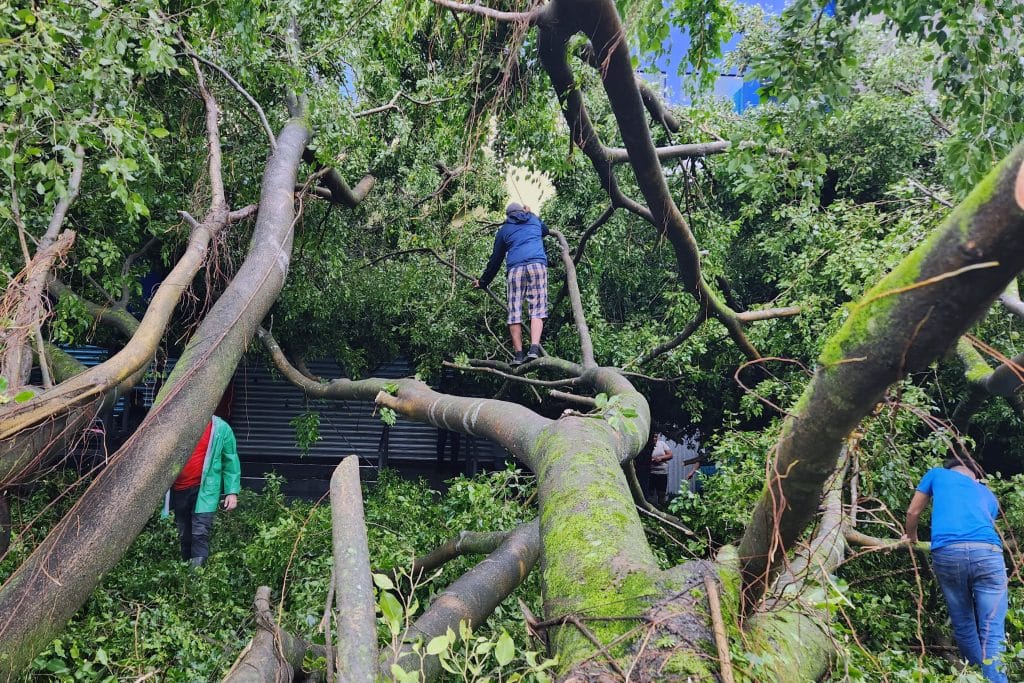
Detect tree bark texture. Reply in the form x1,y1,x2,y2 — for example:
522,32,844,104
0,118,310,677
330,456,377,682
221,586,322,683
384,519,540,680
738,143,1024,603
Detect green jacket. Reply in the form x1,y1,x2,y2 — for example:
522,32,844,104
193,416,241,513
163,417,242,517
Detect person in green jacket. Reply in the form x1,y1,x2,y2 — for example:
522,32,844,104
167,416,241,567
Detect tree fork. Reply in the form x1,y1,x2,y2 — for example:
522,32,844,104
221,586,324,683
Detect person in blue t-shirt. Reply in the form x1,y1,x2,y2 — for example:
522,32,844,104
903,456,1008,683
473,203,550,366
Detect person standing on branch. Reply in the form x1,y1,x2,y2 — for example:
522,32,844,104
902,456,1008,683
164,415,241,567
474,202,550,366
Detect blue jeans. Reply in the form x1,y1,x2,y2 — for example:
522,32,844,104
931,542,1009,683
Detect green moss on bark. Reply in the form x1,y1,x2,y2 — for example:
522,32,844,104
534,425,659,671
819,230,935,367
957,337,993,384
819,151,1017,368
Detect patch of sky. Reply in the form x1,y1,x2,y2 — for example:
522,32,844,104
640,0,791,107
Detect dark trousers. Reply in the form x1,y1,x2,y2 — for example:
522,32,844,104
170,486,215,562
650,473,668,507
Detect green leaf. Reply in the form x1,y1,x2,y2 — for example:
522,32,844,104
425,634,449,656
495,630,514,666
150,127,170,139
372,573,395,591
379,591,403,635
4,84,16,98
0,376,8,393
14,390,35,403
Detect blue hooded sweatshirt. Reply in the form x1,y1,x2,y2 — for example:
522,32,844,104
478,210,550,288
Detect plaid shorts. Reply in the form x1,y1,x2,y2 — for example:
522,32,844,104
506,263,548,325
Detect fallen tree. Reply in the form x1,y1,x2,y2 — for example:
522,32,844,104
1,1,1023,681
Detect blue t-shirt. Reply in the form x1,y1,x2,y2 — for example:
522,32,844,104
916,467,1001,550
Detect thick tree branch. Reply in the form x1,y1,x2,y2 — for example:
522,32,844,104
550,228,595,367
330,456,377,680
301,149,376,208
190,56,227,211
738,143,1024,606
576,42,679,133
998,278,1024,319
534,2,761,359
0,76,235,441
47,279,140,339
0,115,312,675
260,328,551,459
746,456,846,682
384,520,541,681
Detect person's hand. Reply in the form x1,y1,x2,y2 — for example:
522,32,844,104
472,279,481,289
899,533,916,544
222,494,238,511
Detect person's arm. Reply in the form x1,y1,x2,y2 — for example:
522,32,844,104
902,491,930,542
220,424,241,510
538,216,550,237
477,229,506,288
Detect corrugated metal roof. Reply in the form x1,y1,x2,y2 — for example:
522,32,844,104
230,357,507,475
37,347,510,487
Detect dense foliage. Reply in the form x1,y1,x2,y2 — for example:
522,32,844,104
1,468,546,681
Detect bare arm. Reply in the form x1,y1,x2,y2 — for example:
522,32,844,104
902,491,931,542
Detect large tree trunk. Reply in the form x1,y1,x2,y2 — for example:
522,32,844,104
0,118,310,676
